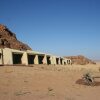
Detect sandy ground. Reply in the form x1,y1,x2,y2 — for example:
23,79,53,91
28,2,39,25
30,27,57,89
0,64,100,100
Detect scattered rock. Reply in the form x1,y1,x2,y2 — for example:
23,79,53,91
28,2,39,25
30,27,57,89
14,91,31,96
47,87,55,96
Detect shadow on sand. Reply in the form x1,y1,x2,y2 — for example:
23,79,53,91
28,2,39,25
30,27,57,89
76,79,100,86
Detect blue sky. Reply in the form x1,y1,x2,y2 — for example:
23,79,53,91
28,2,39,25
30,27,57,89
0,0,100,60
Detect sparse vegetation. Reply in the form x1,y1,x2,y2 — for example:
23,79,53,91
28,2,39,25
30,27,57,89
82,73,94,86
0,64,100,100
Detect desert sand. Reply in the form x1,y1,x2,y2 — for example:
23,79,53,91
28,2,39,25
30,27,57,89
0,63,100,100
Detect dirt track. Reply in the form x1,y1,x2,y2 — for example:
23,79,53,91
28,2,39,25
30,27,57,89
0,64,100,100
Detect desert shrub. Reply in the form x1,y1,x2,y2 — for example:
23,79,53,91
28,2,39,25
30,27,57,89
82,73,94,86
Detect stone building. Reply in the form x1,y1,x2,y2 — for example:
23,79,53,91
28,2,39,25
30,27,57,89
0,48,72,66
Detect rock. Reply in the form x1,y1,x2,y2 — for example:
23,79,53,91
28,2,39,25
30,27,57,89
65,55,96,65
0,24,32,50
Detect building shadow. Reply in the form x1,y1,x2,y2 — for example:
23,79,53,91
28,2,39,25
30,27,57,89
76,79,100,86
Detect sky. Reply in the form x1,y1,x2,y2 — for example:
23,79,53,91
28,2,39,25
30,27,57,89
0,0,100,60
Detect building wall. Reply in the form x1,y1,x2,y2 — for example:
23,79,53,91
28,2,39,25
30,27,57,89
42,55,47,64
34,55,38,64
51,56,56,65
0,48,72,66
22,52,28,65
3,48,13,65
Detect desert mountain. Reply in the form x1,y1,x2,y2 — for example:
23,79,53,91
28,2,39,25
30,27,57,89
65,55,96,65
0,24,32,50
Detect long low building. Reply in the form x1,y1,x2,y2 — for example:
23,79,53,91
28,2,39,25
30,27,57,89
0,48,72,66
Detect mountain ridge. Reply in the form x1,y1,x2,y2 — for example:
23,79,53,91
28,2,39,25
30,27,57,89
65,55,96,65
0,24,32,50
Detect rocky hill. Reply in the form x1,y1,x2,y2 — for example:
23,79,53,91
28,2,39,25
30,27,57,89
0,24,32,50
65,55,96,65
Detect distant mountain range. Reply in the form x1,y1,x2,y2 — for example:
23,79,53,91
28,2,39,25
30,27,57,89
94,60,100,63
65,55,96,65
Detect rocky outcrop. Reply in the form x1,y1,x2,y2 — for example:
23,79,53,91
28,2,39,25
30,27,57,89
0,24,32,50
65,55,96,65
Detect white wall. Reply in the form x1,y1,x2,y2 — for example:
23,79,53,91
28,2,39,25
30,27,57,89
3,48,13,65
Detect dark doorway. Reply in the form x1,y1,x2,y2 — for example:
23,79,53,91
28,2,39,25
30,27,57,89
47,56,51,65
56,58,59,65
0,53,2,65
0,53,1,59
38,55,44,64
60,58,63,65
28,55,35,64
64,62,66,65
67,60,70,64
13,53,23,64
